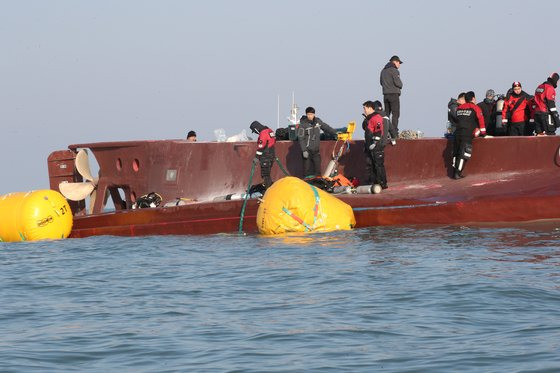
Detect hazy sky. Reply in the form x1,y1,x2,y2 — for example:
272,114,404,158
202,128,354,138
1,0,559,194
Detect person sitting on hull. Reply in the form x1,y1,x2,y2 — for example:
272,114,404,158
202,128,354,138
534,72,560,136
249,121,276,189
362,100,389,190
297,107,338,178
502,82,531,136
452,91,486,179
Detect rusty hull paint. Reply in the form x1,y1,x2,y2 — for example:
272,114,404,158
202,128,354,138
55,136,560,237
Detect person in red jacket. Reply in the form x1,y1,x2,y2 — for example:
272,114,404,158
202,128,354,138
526,96,536,136
362,100,390,189
502,82,531,136
534,73,560,135
249,121,276,189
452,91,486,179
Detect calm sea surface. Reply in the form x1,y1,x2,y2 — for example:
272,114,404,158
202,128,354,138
1,225,560,372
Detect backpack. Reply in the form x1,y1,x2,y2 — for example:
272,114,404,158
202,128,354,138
275,127,290,140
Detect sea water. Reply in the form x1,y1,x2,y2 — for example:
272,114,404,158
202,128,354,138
1,225,559,372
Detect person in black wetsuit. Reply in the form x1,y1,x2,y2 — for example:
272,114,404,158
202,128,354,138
362,100,390,189
452,91,486,179
249,121,276,189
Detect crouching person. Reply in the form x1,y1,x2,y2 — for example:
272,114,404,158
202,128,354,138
452,91,486,179
250,121,276,189
362,100,389,189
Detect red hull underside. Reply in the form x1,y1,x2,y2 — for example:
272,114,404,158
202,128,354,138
45,136,560,237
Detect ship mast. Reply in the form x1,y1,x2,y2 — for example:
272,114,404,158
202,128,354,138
288,91,299,125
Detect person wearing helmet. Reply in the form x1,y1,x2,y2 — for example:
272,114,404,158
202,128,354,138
502,82,531,136
452,91,486,179
249,121,276,189
362,100,389,189
534,73,560,136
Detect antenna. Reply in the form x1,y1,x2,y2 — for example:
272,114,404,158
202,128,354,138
287,91,299,125
292,91,295,109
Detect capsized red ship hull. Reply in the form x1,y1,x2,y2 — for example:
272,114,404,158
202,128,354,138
47,137,560,237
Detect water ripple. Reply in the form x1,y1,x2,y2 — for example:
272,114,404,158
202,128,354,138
1,225,560,371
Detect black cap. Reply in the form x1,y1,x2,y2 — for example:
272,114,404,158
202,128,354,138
548,72,559,88
187,130,196,138
305,106,315,114
390,55,403,63
362,100,375,109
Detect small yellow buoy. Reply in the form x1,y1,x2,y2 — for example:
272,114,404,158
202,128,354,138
0,190,73,242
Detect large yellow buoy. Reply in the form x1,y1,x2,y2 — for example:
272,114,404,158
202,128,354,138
0,190,73,242
256,176,355,235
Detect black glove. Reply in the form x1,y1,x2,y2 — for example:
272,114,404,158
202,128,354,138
252,157,259,165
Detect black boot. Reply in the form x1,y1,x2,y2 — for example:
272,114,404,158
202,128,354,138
453,169,461,180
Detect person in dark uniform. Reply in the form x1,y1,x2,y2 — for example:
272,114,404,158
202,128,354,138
380,55,403,144
534,72,560,136
501,82,530,136
297,107,337,178
447,92,466,137
362,100,389,189
477,90,496,136
452,91,486,179
249,121,276,189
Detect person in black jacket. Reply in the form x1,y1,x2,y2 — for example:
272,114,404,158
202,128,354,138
477,89,497,136
297,107,337,178
452,91,486,179
447,92,466,137
380,55,403,144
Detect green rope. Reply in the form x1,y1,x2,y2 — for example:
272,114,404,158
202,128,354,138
275,157,290,176
238,159,257,234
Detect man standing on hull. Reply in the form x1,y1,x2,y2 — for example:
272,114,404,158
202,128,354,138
534,73,560,136
362,100,389,190
380,55,403,145
502,82,530,136
249,121,276,189
452,91,486,179
297,107,338,178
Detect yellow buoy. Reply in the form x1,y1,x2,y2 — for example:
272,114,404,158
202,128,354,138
0,190,73,242
256,176,355,235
